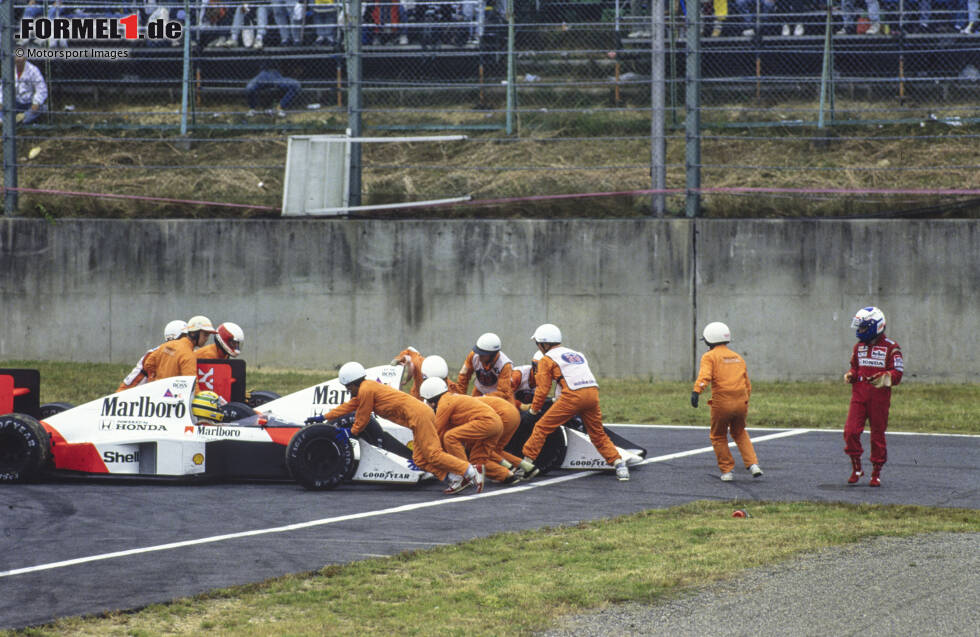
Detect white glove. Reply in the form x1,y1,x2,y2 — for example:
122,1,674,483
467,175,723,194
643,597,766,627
870,373,892,388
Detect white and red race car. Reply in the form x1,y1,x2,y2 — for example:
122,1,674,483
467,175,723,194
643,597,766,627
1,365,646,489
0,366,425,490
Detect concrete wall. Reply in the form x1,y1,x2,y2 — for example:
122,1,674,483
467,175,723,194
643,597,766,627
1,218,976,381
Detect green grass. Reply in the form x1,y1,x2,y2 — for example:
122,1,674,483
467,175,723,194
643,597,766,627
5,501,977,637
600,379,980,435
3,361,978,434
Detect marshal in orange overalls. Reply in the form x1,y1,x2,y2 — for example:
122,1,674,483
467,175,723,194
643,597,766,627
391,347,425,399
154,337,201,391
433,393,503,469
324,379,470,480
693,344,759,474
525,348,621,466
476,395,522,481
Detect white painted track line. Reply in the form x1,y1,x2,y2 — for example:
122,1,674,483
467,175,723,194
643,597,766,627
0,427,931,579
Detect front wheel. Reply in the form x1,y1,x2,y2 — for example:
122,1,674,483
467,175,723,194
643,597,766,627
285,424,357,490
0,413,51,483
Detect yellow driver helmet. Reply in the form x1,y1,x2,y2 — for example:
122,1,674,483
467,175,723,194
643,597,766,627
192,391,224,422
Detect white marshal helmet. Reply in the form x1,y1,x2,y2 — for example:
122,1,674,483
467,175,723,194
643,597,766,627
163,320,187,341
473,332,501,356
702,322,732,345
851,306,886,343
419,377,448,401
337,361,367,386
215,322,244,357
531,323,562,344
186,315,217,334
420,355,449,380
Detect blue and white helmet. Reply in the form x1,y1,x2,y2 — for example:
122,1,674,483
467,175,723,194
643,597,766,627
851,306,886,343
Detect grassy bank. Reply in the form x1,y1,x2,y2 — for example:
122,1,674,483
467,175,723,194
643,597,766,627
12,118,980,219
6,501,977,637
3,360,978,435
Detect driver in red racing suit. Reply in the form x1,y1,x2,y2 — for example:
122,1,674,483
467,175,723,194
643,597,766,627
844,306,904,487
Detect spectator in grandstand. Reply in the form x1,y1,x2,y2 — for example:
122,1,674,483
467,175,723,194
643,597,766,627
0,52,48,126
413,1,455,47
709,0,728,36
223,2,270,47
271,0,305,45
779,0,810,35
460,0,483,44
365,0,407,45
960,0,978,33
19,0,68,47
735,0,775,36
201,0,235,47
884,0,946,33
312,0,339,45
244,63,301,116
144,0,190,45
838,0,882,33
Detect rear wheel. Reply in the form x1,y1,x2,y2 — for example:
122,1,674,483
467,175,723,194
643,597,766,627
0,413,50,483
39,402,74,419
285,424,357,490
505,411,568,475
246,390,280,408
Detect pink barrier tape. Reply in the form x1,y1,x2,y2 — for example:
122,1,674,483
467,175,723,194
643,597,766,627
3,186,279,211
464,187,980,206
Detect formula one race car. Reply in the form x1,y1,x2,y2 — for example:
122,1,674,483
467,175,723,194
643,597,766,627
0,366,427,490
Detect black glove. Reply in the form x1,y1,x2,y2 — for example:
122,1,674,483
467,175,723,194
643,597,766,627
690,392,699,408
305,415,325,425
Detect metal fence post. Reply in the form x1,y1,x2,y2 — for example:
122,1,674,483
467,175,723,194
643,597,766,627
179,0,191,136
651,0,666,216
506,3,515,136
347,0,363,208
685,7,701,218
818,0,833,129
2,0,16,215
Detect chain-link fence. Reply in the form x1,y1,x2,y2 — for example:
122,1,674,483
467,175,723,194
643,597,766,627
3,0,980,217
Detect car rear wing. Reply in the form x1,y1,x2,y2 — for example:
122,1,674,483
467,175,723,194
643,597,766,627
196,359,246,404
0,369,41,419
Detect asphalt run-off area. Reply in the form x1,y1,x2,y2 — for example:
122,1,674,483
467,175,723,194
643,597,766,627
2,425,977,630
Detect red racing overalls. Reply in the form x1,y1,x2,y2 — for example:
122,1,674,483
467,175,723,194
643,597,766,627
844,334,904,466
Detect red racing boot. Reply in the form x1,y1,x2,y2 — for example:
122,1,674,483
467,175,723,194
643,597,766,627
869,463,883,487
847,456,864,484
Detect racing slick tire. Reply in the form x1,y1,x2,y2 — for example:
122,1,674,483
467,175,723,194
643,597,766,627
329,413,362,482
220,401,256,422
0,413,51,483
504,411,568,475
39,402,74,419
285,424,357,490
246,390,281,408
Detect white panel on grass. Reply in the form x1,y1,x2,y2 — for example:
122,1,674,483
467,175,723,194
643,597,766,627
281,135,350,216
